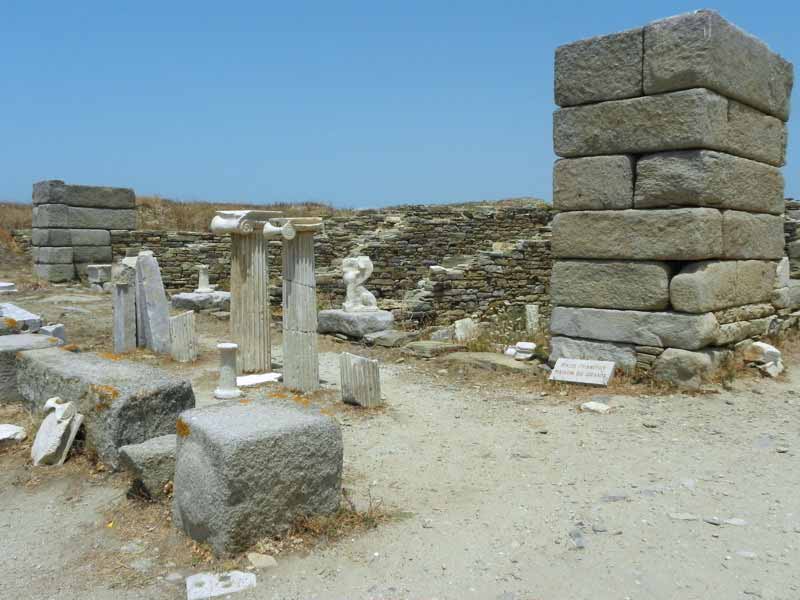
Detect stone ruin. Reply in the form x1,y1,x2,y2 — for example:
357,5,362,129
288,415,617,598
548,10,796,383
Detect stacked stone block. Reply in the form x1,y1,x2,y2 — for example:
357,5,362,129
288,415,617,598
550,10,794,377
31,180,136,282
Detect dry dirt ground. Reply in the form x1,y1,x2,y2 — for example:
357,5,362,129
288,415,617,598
1,266,799,600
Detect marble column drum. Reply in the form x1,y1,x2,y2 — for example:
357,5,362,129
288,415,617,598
214,342,241,399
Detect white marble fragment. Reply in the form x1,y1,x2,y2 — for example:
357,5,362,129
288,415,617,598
342,256,378,312
0,424,27,446
185,571,257,600
0,282,17,294
31,397,84,466
236,372,281,388
454,318,478,343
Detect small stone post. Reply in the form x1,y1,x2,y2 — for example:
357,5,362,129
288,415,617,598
196,264,213,293
170,311,198,362
340,352,382,407
211,210,281,374
264,217,323,393
112,282,136,353
214,342,241,399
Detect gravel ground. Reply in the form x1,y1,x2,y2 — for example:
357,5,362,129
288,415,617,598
1,283,799,600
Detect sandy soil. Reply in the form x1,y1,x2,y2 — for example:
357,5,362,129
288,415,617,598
1,271,799,600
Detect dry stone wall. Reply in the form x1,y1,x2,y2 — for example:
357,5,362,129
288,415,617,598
550,10,796,375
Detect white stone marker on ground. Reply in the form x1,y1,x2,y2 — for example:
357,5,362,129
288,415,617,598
0,282,17,294
134,251,171,353
212,210,285,374
185,571,257,600
113,282,136,353
340,352,382,408
265,217,323,393
236,372,281,388
214,342,241,399
31,397,84,466
549,358,616,386
170,311,198,363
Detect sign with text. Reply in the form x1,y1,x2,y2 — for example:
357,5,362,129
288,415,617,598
549,358,615,386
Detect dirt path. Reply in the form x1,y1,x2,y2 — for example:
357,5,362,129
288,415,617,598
1,288,799,599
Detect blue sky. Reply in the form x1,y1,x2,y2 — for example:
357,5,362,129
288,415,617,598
1,1,797,208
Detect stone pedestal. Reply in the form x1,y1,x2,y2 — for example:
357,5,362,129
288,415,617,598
214,343,241,399
196,264,213,293
211,211,281,374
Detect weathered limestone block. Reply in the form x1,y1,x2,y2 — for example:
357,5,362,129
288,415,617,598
634,151,785,215
32,205,137,230
553,156,634,211
86,264,112,283
31,204,69,228
670,260,776,313
33,180,136,209
31,228,71,247
171,291,231,312
33,247,73,264
15,348,195,468
555,27,643,107
713,303,775,325
135,253,171,353
73,246,113,264
714,316,774,345
771,282,800,310
69,229,112,246
551,260,670,310
34,264,75,282
644,10,794,121
340,353,382,408
172,400,343,556
722,212,784,259
550,307,719,350
552,209,722,260
0,334,62,402
651,348,718,390
776,258,791,288
554,88,787,167
119,434,176,499
318,309,394,339
402,341,467,358
549,336,637,372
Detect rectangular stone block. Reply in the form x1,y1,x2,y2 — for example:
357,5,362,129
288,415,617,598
34,263,75,282
552,208,722,261
549,336,637,372
644,10,793,121
73,245,113,264
551,260,670,310
33,180,136,208
550,306,720,350
169,311,198,363
555,27,643,107
135,253,171,353
32,204,69,228
68,207,137,230
553,88,787,167
340,352,382,407
69,229,111,246
31,228,71,247
15,348,195,468
0,333,62,403
33,246,73,264
722,211,784,259
113,283,137,354
553,156,634,211
670,260,776,313
634,150,784,215
86,264,112,283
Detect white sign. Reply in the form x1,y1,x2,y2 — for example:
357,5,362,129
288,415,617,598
549,358,615,386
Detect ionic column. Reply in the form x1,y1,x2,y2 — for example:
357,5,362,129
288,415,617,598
211,210,280,374
264,217,323,393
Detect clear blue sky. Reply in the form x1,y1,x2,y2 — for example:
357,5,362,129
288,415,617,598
2,1,798,208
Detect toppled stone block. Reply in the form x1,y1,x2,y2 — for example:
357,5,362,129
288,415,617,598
171,291,231,312
31,397,84,466
549,336,637,373
722,212,784,260
644,10,793,121
670,260,776,313
317,309,394,339
551,307,719,350
554,88,787,167
555,27,643,107
553,156,634,211
119,434,176,499
742,341,781,364
40,324,66,342
0,303,42,332
402,341,467,358
363,329,421,347
33,247,73,264
440,352,535,373
15,348,195,468
339,353,382,407
551,260,670,310
172,400,342,556
552,208,722,261
634,150,785,214
33,180,136,209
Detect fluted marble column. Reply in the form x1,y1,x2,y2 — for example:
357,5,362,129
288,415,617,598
211,210,280,374
265,217,323,393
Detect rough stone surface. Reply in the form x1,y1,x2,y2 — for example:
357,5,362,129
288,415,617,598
170,311,198,363
33,247,73,264
15,348,195,468
318,309,394,339
39,324,66,342
634,150,785,215
0,333,63,402
552,209,722,260
73,245,113,264
33,205,137,230
113,283,137,354
86,264,112,283
69,229,112,246
453,318,479,343
554,88,787,167
670,260,776,313
171,291,231,312
172,400,342,556
33,180,136,209
339,353,382,407
651,348,715,390
119,434,176,499
31,228,71,247
439,352,536,373
33,263,75,283
185,571,257,600
548,336,637,372
402,341,467,358
714,316,774,345
363,329,421,347
135,253,171,353
776,258,791,288
30,398,84,466
555,27,643,107
644,10,794,121
551,260,670,310
722,212,785,259
0,303,42,331
553,156,634,211
550,307,719,350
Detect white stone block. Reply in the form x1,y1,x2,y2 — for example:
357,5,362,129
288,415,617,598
340,352,382,408
169,311,198,363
